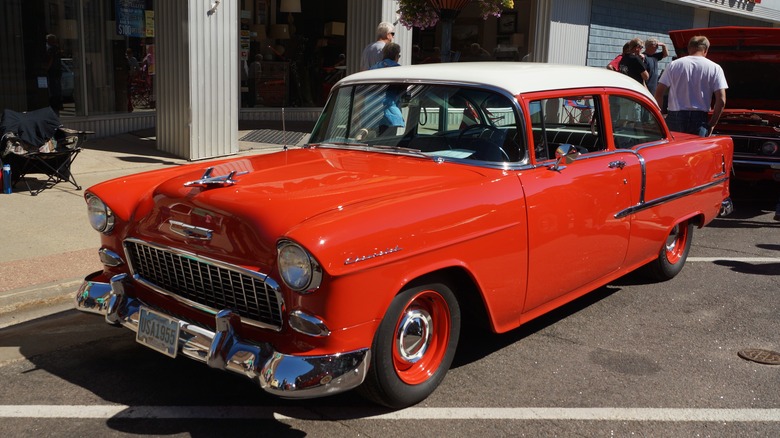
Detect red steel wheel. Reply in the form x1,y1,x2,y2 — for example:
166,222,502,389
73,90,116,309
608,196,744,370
391,290,451,385
645,220,694,281
664,222,690,265
358,280,461,408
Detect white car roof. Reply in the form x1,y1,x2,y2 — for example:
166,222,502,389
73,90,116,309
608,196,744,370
339,62,655,102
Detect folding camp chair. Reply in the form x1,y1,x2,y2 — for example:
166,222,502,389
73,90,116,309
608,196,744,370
0,108,92,196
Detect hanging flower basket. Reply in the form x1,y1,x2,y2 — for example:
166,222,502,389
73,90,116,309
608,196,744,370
397,0,514,30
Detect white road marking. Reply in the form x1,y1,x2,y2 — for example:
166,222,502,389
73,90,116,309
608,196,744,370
687,257,779,263
0,406,779,421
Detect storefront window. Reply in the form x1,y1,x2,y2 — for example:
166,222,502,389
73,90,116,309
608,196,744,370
0,0,154,118
241,0,347,109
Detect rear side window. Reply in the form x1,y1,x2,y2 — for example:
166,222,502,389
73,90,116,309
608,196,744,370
608,95,665,149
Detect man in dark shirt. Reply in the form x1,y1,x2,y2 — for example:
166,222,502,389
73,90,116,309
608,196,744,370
643,37,669,95
619,38,649,88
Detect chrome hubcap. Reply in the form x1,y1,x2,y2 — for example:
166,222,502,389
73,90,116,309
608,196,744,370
665,224,680,253
396,308,433,363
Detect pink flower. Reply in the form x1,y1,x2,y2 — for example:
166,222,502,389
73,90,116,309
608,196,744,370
397,0,514,29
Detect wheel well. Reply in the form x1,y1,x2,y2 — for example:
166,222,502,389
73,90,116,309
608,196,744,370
405,267,491,332
686,213,704,228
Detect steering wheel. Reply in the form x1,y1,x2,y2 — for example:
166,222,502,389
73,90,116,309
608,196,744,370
457,124,510,161
456,123,501,143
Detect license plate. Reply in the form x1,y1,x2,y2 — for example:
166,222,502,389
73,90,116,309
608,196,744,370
137,307,180,358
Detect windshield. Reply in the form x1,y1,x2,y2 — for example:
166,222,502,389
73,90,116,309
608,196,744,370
309,83,526,163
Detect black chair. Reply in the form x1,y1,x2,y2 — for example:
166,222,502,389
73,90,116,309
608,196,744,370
0,108,92,196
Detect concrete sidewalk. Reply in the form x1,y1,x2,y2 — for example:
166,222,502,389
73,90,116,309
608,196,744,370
0,122,310,328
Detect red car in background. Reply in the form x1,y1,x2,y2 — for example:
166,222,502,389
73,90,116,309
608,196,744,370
669,27,780,184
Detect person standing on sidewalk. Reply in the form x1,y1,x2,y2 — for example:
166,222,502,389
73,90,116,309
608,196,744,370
360,22,395,71
44,34,63,114
654,35,728,137
607,42,630,71
643,37,668,96
618,38,649,87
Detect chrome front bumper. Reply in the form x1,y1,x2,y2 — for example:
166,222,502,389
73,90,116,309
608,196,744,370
75,272,370,399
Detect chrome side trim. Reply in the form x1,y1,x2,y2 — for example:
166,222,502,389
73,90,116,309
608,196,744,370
713,155,728,179
533,149,649,203
614,178,729,219
75,275,370,398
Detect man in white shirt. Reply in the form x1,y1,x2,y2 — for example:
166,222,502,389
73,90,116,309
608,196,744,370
654,35,728,137
360,22,395,71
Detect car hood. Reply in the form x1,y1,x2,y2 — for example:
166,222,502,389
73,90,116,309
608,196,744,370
106,147,491,271
668,26,780,112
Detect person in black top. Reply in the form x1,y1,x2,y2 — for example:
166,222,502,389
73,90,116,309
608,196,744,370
619,38,649,88
44,34,63,113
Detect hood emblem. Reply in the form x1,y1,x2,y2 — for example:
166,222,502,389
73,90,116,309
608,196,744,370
169,220,213,240
184,167,248,188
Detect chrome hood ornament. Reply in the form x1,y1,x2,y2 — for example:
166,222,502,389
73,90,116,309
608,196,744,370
184,167,248,188
169,220,213,240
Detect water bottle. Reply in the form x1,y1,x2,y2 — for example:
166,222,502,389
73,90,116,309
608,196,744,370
2,164,11,194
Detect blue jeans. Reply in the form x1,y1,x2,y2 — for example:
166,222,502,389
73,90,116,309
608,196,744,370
666,110,709,137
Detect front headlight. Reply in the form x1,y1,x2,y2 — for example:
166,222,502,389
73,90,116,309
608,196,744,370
760,141,778,156
277,240,322,293
86,193,115,233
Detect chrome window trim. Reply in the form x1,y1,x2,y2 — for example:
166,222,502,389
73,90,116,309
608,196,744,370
123,237,284,331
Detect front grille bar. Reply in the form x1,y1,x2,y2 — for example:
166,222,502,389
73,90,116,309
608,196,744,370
124,238,284,331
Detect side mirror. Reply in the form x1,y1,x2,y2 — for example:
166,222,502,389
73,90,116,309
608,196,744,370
549,144,580,172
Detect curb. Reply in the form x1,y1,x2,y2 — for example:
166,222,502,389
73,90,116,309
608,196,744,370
0,278,82,329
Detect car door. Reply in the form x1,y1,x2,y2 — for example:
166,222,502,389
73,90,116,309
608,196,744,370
519,92,640,313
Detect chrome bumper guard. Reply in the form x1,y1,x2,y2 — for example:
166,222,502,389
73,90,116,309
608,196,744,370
75,272,370,398
719,197,734,217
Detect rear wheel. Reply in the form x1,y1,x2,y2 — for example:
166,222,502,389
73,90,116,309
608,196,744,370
645,220,694,281
359,281,461,408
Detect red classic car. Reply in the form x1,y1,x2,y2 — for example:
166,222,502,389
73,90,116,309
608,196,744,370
669,26,780,183
76,63,733,408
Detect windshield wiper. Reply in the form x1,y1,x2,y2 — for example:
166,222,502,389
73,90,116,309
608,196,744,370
369,144,431,158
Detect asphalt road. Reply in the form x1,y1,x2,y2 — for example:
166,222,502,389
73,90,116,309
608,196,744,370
0,186,778,437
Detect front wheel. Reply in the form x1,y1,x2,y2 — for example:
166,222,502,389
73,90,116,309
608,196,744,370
644,220,694,281
359,282,461,409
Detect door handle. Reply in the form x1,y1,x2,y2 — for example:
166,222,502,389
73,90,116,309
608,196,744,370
609,160,626,169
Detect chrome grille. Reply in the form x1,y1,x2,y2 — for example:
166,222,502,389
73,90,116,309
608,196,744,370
124,239,283,330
